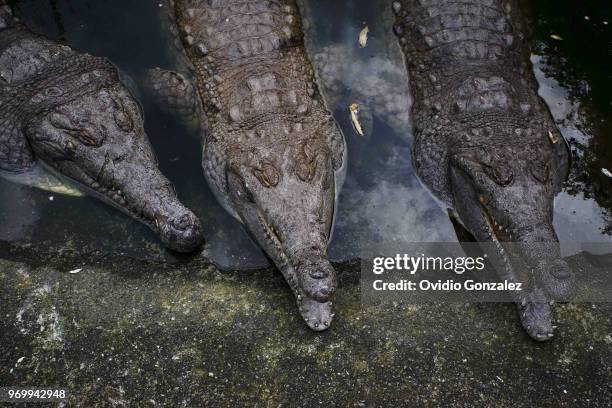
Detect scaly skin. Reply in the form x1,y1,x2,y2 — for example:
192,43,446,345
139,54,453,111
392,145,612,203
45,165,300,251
171,0,345,330
392,0,571,341
0,4,204,252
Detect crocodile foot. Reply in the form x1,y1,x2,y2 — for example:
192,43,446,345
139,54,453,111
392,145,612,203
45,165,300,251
517,288,554,342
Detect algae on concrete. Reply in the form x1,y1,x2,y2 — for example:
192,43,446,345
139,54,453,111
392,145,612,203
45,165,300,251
0,242,611,406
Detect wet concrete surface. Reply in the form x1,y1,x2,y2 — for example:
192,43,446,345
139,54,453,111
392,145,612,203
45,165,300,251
1,242,610,407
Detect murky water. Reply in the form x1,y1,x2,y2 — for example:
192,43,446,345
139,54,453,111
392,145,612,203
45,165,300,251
0,0,610,269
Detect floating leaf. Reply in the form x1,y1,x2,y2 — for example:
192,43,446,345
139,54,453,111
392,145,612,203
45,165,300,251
349,103,364,136
548,130,559,144
550,34,563,41
358,26,369,48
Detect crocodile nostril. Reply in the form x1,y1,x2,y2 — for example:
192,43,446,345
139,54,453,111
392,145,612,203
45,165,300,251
550,260,571,279
309,269,329,279
172,214,192,231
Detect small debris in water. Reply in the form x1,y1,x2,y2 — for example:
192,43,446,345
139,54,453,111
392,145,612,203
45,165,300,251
348,103,364,136
604,21,609,25
548,131,559,144
602,168,612,178
358,25,369,48
68,268,82,274
550,34,563,41
584,16,590,21
16,356,25,364
48,196,54,201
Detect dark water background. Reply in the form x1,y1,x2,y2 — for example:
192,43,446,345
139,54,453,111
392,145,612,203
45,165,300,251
0,0,610,269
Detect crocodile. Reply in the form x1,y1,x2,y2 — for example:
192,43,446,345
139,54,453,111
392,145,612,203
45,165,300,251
392,0,572,341
0,3,204,252
149,0,346,331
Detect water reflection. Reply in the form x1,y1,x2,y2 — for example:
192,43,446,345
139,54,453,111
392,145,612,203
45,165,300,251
529,0,612,253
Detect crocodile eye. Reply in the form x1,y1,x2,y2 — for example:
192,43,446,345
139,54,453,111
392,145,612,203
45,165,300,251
530,161,550,183
295,158,315,182
113,107,134,132
227,170,255,203
483,164,513,186
239,183,255,203
110,94,134,132
49,113,105,147
75,129,103,147
252,162,280,187
49,113,79,132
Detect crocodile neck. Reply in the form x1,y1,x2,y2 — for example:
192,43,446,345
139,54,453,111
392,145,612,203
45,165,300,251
174,0,332,155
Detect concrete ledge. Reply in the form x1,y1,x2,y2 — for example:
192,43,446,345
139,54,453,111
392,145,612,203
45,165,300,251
0,243,610,406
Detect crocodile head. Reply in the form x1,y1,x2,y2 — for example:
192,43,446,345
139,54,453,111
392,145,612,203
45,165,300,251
449,146,574,302
223,138,338,330
24,83,204,252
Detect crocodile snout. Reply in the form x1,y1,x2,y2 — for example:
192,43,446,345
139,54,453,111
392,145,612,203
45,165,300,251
159,211,204,253
297,258,337,303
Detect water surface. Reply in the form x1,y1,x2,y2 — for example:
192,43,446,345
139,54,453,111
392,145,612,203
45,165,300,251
0,0,610,269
